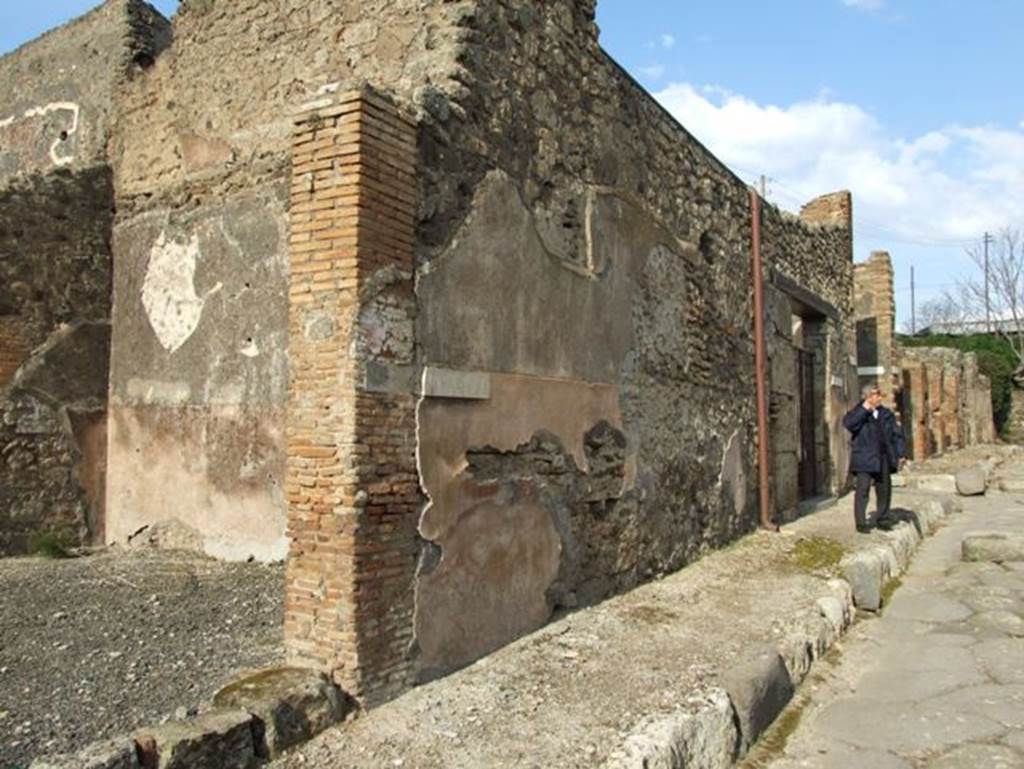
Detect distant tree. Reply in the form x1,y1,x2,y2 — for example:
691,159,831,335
906,291,968,335
958,228,1024,370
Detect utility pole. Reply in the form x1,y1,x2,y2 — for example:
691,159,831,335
759,174,767,199
911,263,916,335
984,231,993,333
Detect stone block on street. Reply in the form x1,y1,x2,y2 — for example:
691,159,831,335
841,551,883,611
212,667,350,758
962,532,1024,563
816,596,847,636
955,466,987,496
722,647,794,754
608,688,739,769
998,476,1024,493
30,738,140,769
911,474,958,494
135,709,256,769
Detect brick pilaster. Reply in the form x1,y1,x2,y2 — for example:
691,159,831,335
284,87,420,703
0,316,31,386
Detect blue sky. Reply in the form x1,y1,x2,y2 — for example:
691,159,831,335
3,1,1021,328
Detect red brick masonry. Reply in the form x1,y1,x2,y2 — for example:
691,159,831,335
284,88,420,704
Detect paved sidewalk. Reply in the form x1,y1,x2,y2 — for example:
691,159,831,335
272,484,959,769
751,492,1024,769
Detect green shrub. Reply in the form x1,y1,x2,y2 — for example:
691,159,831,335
898,333,1019,436
29,532,71,559
977,350,1015,434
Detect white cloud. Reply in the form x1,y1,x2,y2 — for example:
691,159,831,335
841,0,886,10
660,34,676,49
638,64,666,81
653,82,1024,242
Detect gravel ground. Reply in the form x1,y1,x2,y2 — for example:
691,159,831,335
0,548,284,768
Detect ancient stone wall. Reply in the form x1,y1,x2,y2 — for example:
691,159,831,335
350,0,853,693
851,253,997,460
0,0,169,180
0,0,168,554
103,0,465,561
898,347,995,460
853,251,897,403
0,171,113,554
763,195,856,512
9,0,859,701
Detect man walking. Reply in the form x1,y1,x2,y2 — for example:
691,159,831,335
843,384,907,533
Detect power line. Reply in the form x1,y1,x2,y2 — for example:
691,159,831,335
895,281,959,293
730,166,990,248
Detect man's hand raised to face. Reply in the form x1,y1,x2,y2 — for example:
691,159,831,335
863,390,883,410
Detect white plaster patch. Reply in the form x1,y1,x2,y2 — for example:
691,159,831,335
142,232,211,353
720,428,747,517
0,101,81,166
240,338,260,358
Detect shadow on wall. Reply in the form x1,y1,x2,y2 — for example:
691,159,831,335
856,317,879,369
0,168,114,555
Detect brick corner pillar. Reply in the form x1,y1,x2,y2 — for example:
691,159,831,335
852,251,897,407
283,86,421,704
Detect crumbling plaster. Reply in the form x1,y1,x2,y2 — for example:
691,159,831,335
402,0,855,680
4,0,861,695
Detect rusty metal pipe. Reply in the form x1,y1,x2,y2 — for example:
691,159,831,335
749,187,775,530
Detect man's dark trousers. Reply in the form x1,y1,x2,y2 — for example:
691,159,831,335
853,465,892,529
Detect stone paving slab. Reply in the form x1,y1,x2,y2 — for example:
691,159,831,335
751,489,1024,769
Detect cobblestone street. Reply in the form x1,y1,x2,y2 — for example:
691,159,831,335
752,487,1024,768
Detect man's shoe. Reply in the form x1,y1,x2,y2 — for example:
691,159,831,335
875,517,897,531
856,524,873,534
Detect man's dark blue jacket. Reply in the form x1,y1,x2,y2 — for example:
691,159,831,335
843,402,907,474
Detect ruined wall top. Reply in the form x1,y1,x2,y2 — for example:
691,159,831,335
0,0,170,182
853,250,896,380
800,191,853,229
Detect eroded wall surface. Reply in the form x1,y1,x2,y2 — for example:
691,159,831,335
106,0,464,561
0,0,168,553
274,0,857,698
853,251,897,401
403,0,856,681
3,0,861,697
898,347,995,459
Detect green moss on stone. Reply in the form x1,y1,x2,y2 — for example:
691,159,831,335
880,576,903,609
213,667,309,708
790,537,847,575
740,698,807,767
29,532,71,559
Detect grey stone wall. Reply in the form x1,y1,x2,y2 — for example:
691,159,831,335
0,0,169,181
406,0,856,677
0,0,168,554
8,0,857,687
105,0,467,560
0,170,113,554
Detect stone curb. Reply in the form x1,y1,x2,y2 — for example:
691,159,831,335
604,491,960,769
29,669,350,769
895,460,997,497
